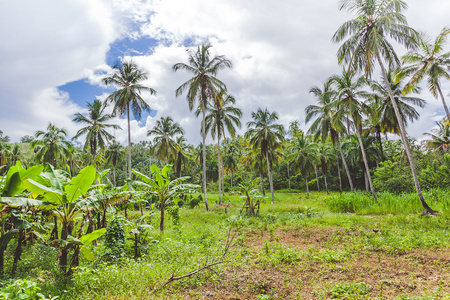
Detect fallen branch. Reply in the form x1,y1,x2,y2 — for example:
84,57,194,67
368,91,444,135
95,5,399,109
152,260,227,292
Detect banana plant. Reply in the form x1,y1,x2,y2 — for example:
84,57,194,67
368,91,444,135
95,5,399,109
132,165,199,232
24,165,97,272
234,178,265,216
0,162,46,276
66,228,106,274
126,213,156,258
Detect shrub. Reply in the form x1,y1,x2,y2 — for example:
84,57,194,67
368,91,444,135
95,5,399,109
104,216,126,261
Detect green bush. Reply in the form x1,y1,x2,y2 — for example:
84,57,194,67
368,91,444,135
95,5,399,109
328,282,370,299
104,215,126,261
373,160,414,193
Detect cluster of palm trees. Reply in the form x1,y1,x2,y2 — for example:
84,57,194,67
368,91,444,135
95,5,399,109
2,0,450,216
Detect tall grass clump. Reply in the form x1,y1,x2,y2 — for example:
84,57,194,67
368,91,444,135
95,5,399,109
326,190,450,215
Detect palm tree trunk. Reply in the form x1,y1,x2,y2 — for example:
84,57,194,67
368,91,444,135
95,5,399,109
377,55,437,214
324,174,329,194
201,107,210,211
364,170,369,194
160,202,165,232
217,138,222,205
113,163,116,187
315,166,320,191
355,129,377,202
231,172,233,187
287,161,291,189
305,175,309,196
335,150,343,193
259,168,265,196
437,84,450,121
336,137,354,192
265,150,275,203
127,103,132,179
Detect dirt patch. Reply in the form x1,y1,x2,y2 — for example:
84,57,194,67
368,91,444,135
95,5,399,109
174,227,450,299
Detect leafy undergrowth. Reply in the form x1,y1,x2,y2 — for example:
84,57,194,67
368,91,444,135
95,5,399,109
2,191,450,299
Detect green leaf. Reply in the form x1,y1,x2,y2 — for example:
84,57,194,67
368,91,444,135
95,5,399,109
65,166,96,203
80,247,95,261
79,228,106,246
67,235,83,246
0,229,18,247
24,179,63,204
0,197,48,207
13,218,32,229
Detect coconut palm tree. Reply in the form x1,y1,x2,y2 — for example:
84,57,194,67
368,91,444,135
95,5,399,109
102,61,156,179
306,80,355,192
175,136,192,178
317,143,336,194
148,116,184,164
222,141,241,188
333,0,436,214
105,140,125,186
367,71,425,155
200,92,242,204
399,27,450,121
425,122,450,153
287,134,319,196
73,99,121,158
173,44,232,211
31,123,72,167
246,108,284,203
330,70,378,201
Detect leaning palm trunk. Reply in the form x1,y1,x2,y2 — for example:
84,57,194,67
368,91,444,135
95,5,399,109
265,150,275,203
336,137,354,192
324,174,329,194
378,55,437,214
437,85,450,121
364,171,369,194
355,128,377,202
201,106,210,211
127,103,132,179
217,138,222,204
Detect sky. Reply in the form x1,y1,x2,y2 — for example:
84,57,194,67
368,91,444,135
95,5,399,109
1,0,450,146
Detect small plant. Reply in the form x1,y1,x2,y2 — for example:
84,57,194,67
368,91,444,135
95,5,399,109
167,204,181,226
104,215,126,261
328,282,370,298
257,295,270,300
0,279,58,300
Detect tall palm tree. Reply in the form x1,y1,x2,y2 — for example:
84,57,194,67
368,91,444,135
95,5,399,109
331,70,378,201
148,116,184,164
287,134,319,197
200,92,242,204
105,140,125,186
332,0,436,214
246,108,284,203
31,123,72,167
102,61,156,179
399,28,450,121
173,44,232,211
72,99,121,158
306,80,355,192
367,71,425,155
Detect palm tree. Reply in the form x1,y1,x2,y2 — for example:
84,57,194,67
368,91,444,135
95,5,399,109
246,108,284,203
241,144,267,195
367,71,425,155
31,123,72,167
173,44,232,211
175,136,192,177
73,99,121,158
399,28,450,121
105,140,126,186
331,70,378,201
102,61,156,179
343,135,381,193
306,80,355,192
317,143,336,194
287,134,319,196
222,141,241,187
425,122,450,153
148,116,184,164
333,0,436,214
201,92,242,204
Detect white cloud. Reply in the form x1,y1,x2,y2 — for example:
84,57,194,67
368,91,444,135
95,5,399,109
1,0,450,148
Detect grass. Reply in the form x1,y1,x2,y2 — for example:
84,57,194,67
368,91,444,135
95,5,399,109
2,190,450,299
